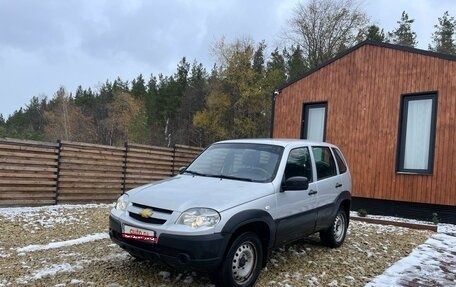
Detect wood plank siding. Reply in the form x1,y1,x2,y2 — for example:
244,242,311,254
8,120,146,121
273,42,456,206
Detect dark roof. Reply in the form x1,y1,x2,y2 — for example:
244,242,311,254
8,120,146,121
278,40,456,91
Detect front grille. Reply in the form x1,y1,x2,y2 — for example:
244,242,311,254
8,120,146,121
132,202,173,214
129,212,167,224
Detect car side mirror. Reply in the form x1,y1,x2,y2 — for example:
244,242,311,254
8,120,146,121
178,166,187,174
282,176,309,191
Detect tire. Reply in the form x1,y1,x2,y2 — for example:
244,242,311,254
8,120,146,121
320,209,348,248
212,232,263,287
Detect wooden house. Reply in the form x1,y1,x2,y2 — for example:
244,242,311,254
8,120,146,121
272,40,456,223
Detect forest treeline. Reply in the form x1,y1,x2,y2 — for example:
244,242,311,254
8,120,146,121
0,42,306,147
1,1,455,148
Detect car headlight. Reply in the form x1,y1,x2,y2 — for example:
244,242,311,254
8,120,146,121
115,194,129,211
176,208,220,228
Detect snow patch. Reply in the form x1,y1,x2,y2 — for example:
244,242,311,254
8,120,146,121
0,279,11,287
70,279,84,284
16,233,109,253
17,263,82,284
437,223,456,235
366,232,456,286
0,203,113,218
158,271,171,279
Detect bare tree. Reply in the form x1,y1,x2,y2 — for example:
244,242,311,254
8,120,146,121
285,0,368,68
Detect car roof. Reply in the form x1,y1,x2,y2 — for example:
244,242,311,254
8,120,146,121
216,138,336,148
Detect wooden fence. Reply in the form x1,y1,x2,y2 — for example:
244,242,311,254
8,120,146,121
0,138,203,206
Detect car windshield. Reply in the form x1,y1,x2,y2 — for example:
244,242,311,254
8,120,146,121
185,143,284,183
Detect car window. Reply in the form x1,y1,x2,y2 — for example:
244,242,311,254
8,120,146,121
312,146,337,180
332,148,347,174
284,147,313,182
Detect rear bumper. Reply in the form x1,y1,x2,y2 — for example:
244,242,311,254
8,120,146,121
109,215,229,272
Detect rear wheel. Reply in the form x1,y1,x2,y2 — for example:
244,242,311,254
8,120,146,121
320,209,348,248
213,232,263,287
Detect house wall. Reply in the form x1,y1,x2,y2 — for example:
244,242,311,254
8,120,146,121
274,44,456,206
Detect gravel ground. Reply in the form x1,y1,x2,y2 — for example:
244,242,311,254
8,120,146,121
0,204,433,287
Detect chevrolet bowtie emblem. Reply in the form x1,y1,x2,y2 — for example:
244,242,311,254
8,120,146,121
139,208,153,218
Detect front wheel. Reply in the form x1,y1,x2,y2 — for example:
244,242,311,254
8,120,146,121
213,232,263,287
320,209,348,248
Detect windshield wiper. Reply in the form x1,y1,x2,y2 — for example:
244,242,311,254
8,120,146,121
183,170,207,177
210,174,254,182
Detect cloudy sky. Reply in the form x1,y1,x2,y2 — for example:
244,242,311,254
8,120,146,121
1,0,455,118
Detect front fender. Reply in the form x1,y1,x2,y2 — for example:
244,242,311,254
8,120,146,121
221,209,276,248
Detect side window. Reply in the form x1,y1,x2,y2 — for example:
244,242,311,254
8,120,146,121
332,148,347,174
312,147,337,180
284,147,313,182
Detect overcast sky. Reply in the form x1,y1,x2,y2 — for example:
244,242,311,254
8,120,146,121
1,0,455,118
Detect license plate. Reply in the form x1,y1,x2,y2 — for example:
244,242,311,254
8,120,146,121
122,224,157,242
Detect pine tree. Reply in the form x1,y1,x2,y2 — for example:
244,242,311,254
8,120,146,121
253,41,266,74
285,46,308,81
364,25,387,42
429,11,456,55
266,47,287,87
388,11,418,47
131,74,147,99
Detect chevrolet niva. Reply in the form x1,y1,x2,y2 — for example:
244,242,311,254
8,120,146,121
109,139,352,287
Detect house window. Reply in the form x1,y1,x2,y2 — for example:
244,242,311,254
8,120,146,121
301,103,327,141
397,93,438,174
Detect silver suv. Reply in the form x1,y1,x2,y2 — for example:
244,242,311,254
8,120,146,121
109,139,352,287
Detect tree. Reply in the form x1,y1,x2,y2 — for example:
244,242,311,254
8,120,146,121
4,96,47,140
0,114,6,137
194,38,272,144
284,45,308,81
131,74,147,99
146,59,191,146
176,61,209,146
363,25,387,42
102,91,143,146
266,47,287,87
253,41,266,74
74,85,95,115
44,87,96,142
285,0,368,68
429,11,456,55
388,11,417,47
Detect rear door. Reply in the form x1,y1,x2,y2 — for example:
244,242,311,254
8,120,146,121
275,146,318,245
311,146,344,230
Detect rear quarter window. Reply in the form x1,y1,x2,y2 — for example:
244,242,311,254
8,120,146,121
332,148,347,174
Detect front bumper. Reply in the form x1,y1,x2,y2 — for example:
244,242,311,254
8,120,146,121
109,215,230,272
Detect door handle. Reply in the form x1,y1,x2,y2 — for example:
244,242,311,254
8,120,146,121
308,190,318,195
335,183,342,188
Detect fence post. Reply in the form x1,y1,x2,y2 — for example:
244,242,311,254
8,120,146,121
121,142,128,194
172,144,177,176
54,140,62,205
